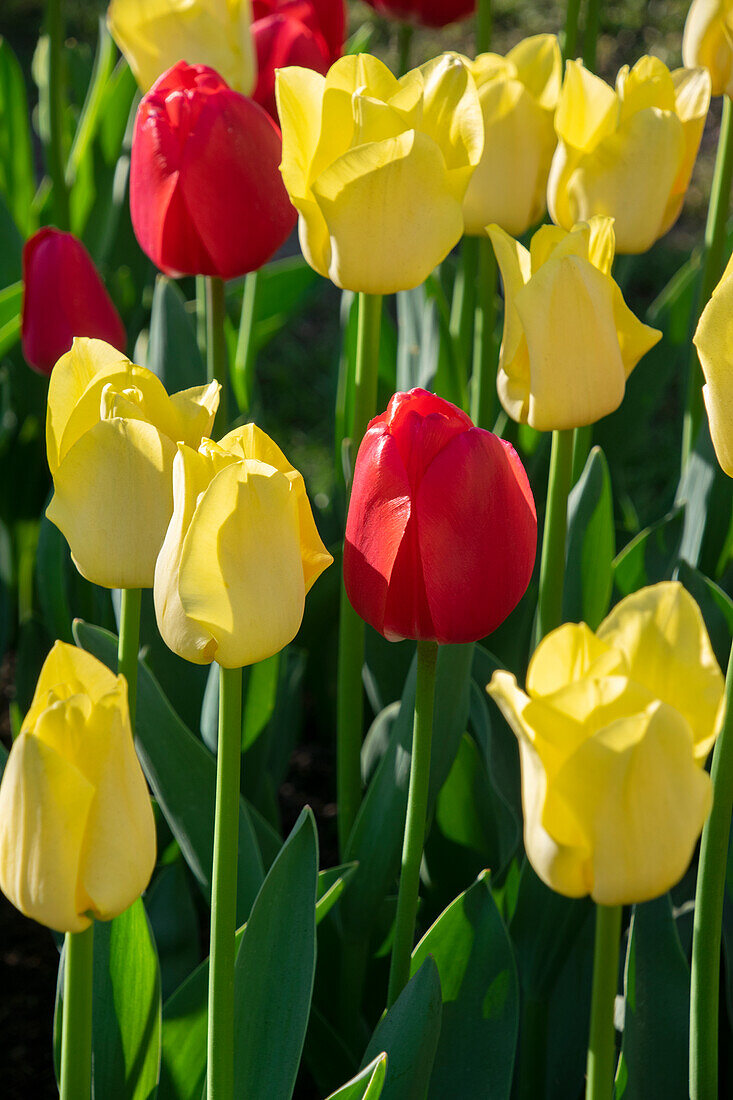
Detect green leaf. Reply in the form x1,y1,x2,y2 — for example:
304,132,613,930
676,561,733,670
0,190,22,287
411,873,519,1099
563,445,614,629
361,957,442,1100
317,861,359,924
145,860,200,1001
35,514,74,644
72,620,265,924
242,650,279,751
147,276,205,393
613,506,684,597
327,1054,388,1100
0,37,34,237
233,807,318,1099
616,895,690,1100
396,285,439,392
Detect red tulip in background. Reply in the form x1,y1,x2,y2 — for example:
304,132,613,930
130,61,297,279
344,389,537,645
363,0,474,29
251,0,344,120
21,228,126,376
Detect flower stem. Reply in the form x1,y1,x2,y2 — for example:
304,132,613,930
582,0,601,71
470,235,497,430
387,639,438,1007
206,275,229,431
117,588,141,729
60,924,94,1100
208,664,243,1100
336,292,382,858
47,0,70,229
690,639,733,1100
683,94,733,469
475,0,492,55
536,428,574,643
396,23,413,77
586,903,622,1100
563,0,582,62
233,270,259,414
450,235,478,407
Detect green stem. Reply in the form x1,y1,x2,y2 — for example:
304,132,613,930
208,664,243,1100
387,640,438,1007
196,276,208,360
117,587,141,730
536,429,574,642
683,94,733,469
586,904,622,1100
582,0,601,71
690,639,733,1100
449,235,478,407
336,292,382,858
60,924,94,1100
475,0,492,55
563,0,582,62
206,275,229,431
47,0,70,229
396,23,413,77
470,235,497,429
571,424,593,485
233,270,259,414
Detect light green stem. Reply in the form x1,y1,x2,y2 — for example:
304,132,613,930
60,924,94,1100
586,904,622,1100
117,588,141,729
683,94,733,469
208,664,243,1100
563,0,582,61
582,0,601,71
387,640,438,1007
196,276,208,360
690,639,733,1100
396,23,413,77
206,275,229,431
475,0,492,55
233,270,259,413
47,0,70,229
536,429,574,642
449,235,478,407
470,235,497,429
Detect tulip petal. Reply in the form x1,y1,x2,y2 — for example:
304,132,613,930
526,621,621,696
507,33,562,110
169,381,221,446
611,282,662,377
487,224,532,423
23,640,119,732
555,62,618,152
682,4,733,98
418,53,484,173
277,65,327,201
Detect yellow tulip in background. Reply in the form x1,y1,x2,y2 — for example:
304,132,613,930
683,0,733,97
154,423,332,668
461,34,561,237
693,250,733,476
107,0,256,93
46,338,220,590
488,582,723,906
548,56,711,254
488,216,661,431
0,643,155,933
275,52,484,294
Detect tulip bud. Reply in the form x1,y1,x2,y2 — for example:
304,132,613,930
0,642,156,933
276,52,484,293
107,0,256,94
683,0,733,98
548,56,711,254
488,583,724,905
362,0,474,29
693,250,733,476
21,228,126,376
46,337,220,589
154,423,332,668
130,62,297,280
461,35,562,237
343,389,537,644
489,217,661,431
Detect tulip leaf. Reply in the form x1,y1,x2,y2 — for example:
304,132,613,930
0,37,34,238
249,254,320,351
616,894,690,1100
361,957,442,1100
327,1054,388,1099
410,872,519,1099
73,620,265,925
145,859,200,1002
147,275,205,393
676,561,733,670
233,807,318,1099
563,445,614,629
0,190,22,287
544,896,595,1099
302,1004,357,1098
35,514,74,644
316,861,359,924
613,506,684,597
396,285,439,393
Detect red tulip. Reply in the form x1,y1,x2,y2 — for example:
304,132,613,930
362,0,474,28
130,62,296,280
251,0,344,120
344,389,537,644
21,228,126,376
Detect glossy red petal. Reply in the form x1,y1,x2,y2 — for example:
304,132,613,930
252,14,330,121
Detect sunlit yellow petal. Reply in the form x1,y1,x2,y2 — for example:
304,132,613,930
507,33,562,109
555,61,618,151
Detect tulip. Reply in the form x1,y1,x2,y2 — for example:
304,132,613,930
488,582,724,905
131,61,297,280
276,52,484,294
362,0,474,29
0,642,155,933
547,56,711,254
107,0,256,94
343,388,537,644
683,0,733,98
46,337,220,589
154,422,332,667
461,35,562,237
488,217,661,431
693,250,733,476
21,228,126,376
251,0,344,120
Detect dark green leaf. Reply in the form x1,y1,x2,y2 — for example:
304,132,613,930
147,276,205,392
563,446,614,629
327,1054,388,1099
0,37,34,237
613,507,684,597
145,860,200,1001
317,862,359,924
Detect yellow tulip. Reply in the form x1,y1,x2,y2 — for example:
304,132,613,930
693,250,733,476
683,0,733,98
0,642,156,933
461,34,561,236
548,56,711,254
488,216,661,431
107,0,256,94
275,52,483,294
488,583,724,906
154,423,332,668
46,337,220,590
